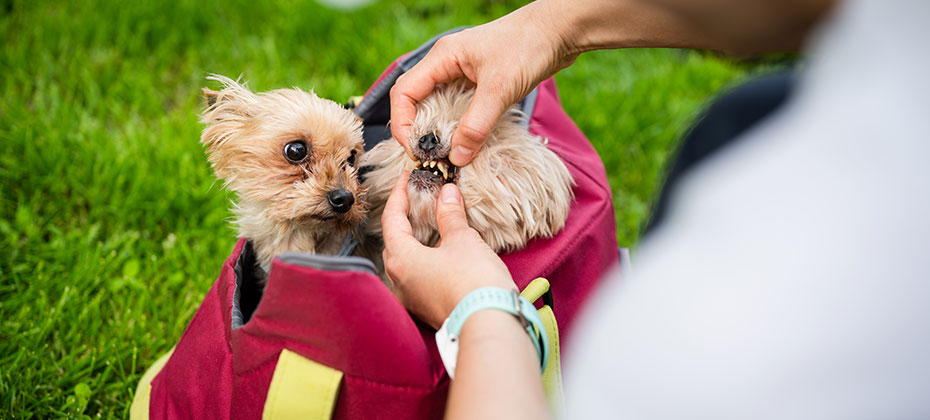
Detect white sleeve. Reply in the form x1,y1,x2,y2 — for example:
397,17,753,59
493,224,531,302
565,1,930,418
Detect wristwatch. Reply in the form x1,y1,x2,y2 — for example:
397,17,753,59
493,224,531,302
435,287,549,379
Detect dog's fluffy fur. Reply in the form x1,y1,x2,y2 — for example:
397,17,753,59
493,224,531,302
198,75,571,281
200,75,367,273
360,81,574,253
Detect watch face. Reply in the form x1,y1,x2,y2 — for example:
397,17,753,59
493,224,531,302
435,319,459,379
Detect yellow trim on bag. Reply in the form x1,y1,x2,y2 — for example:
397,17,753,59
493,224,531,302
520,277,550,303
130,347,176,420
263,349,343,420
538,305,564,415
520,278,564,416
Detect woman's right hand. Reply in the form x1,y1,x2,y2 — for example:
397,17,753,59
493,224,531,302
389,0,581,167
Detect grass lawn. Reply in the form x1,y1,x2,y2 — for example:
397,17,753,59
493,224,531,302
1,0,763,417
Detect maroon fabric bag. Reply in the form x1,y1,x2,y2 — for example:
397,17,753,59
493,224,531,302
135,29,621,420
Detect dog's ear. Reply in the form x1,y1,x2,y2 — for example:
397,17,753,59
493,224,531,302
200,74,256,125
203,87,220,107
200,75,260,181
461,128,574,253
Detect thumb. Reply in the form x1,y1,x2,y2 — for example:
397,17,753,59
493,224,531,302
435,183,471,240
449,85,510,167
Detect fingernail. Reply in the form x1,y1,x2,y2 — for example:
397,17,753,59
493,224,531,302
440,184,460,204
450,146,473,166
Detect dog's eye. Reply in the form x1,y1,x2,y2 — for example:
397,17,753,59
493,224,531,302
283,141,309,164
346,149,357,167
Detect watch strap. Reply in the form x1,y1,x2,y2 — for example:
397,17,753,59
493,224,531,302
437,287,549,378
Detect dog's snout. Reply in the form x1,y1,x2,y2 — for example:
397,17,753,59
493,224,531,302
327,189,354,213
417,133,440,154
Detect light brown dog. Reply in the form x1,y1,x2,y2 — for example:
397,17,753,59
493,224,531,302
200,75,368,277
360,81,573,256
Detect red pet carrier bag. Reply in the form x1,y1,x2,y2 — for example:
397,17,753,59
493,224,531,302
131,28,623,420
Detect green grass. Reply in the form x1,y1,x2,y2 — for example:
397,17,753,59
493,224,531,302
1,0,759,417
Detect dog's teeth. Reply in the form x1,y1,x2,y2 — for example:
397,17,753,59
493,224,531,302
415,161,422,169
429,161,436,168
438,162,448,179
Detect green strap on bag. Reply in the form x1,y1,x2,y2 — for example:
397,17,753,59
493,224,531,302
521,278,564,415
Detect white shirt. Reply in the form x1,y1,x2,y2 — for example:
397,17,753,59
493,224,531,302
567,0,930,418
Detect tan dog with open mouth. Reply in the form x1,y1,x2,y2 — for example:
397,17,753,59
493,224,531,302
360,80,574,258
200,75,368,280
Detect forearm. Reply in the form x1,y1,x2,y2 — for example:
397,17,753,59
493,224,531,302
446,310,550,420
532,0,835,55
536,0,716,54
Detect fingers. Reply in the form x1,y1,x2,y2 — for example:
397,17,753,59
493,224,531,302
389,42,466,148
381,172,426,291
389,83,423,157
434,183,472,241
449,83,511,167
381,171,417,249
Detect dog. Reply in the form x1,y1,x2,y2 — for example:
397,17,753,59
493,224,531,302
360,80,574,258
199,75,368,280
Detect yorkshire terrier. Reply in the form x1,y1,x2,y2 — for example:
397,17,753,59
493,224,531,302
200,75,368,280
360,80,574,256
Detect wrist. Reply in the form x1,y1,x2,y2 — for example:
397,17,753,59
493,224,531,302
435,287,549,378
531,0,622,55
439,275,515,327
458,310,535,357
534,0,712,54
521,0,582,60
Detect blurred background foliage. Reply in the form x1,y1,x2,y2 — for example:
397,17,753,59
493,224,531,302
0,0,768,417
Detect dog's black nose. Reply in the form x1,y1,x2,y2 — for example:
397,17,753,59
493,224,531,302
417,133,440,154
327,189,354,214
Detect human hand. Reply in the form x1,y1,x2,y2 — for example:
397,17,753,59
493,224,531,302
389,1,580,167
390,0,825,166
381,172,515,329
